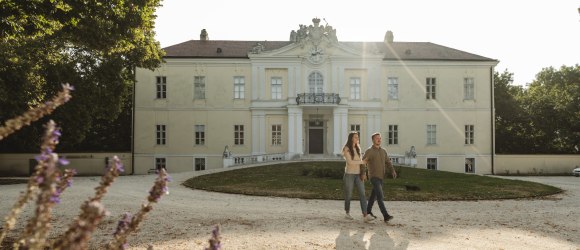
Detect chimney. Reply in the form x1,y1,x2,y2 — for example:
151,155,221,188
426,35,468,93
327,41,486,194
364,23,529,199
384,30,394,44
200,29,209,41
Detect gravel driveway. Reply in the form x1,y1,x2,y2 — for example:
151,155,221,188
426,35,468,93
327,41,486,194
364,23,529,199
1,171,578,249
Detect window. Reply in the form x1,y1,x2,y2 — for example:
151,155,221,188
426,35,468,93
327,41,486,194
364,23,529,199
156,76,166,99
464,78,475,100
234,76,245,99
156,125,166,145
387,77,398,100
350,77,361,100
272,124,282,145
195,125,205,145
155,157,166,171
234,125,244,145
195,158,206,171
350,124,360,135
427,124,436,145
194,76,205,99
427,158,437,170
465,158,475,173
308,72,323,93
271,77,282,100
388,125,398,145
426,77,436,100
465,125,474,145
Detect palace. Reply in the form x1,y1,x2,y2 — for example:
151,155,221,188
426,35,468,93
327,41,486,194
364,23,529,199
133,18,498,174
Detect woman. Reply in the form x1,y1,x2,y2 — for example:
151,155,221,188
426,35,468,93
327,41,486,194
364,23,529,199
342,131,374,223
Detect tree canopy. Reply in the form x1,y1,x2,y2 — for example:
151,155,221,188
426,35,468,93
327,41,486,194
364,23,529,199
0,0,164,152
495,65,580,154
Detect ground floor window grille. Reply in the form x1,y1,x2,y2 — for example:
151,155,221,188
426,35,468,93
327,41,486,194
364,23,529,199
465,158,475,173
427,158,437,170
155,157,166,171
195,158,205,171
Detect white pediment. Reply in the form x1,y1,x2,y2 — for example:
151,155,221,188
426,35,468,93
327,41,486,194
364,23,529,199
248,18,383,64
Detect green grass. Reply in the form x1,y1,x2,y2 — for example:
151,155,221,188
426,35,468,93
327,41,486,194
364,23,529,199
183,162,562,201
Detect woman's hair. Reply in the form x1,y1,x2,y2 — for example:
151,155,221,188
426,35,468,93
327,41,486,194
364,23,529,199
344,131,361,159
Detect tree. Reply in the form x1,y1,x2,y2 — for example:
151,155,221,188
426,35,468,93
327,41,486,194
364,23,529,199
495,65,580,154
0,0,164,152
494,70,532,153
522,65,580,153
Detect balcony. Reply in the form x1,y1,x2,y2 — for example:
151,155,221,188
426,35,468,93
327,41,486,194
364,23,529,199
296,93,341,105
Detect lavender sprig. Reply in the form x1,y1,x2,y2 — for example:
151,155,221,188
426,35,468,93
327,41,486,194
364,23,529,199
107,168,171,249
52,156,124,249
0,83,73,140
205,225,222,250
13,120,65,249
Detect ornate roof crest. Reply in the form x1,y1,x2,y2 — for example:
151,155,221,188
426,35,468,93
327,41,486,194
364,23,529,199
289,17,338,46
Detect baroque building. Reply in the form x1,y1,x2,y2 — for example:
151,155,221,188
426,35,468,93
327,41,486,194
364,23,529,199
133,18,498,174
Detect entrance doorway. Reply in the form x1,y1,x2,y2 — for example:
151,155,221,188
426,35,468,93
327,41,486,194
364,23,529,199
309,128,323,154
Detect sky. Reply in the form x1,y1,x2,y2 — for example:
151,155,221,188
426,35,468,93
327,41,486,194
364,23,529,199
154,0,580,86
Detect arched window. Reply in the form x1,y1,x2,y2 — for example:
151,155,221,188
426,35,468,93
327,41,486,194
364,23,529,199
308,72,324,94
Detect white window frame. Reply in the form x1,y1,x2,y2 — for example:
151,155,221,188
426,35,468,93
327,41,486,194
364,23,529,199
234,125,244,145
194,76,206,99
427,124,436,145
426,77,436,100
156,76,166,99
350,124,360,135
465,125,474,145
388,125,398,145
271,77,282,100
234,76,245,99
464,77,475,100
194,157,206,171
427,157,438,170
271,124,282,145
350,77,361,100
156,124,166,145
155,157,166,171
308,72,324,94
387,77,399,100
195,125,205,146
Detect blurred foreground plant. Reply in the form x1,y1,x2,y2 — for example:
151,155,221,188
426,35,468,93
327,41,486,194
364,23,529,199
0,84,170,249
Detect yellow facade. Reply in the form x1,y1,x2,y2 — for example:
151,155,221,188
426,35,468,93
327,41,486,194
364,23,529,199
134,19,498,174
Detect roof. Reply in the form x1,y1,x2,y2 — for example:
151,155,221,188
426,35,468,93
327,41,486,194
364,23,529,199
162,40,497,62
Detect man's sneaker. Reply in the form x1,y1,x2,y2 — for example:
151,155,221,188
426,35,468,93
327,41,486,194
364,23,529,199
345,213,354,220
384,215,394,223
368,212,377,219
363,215,375,223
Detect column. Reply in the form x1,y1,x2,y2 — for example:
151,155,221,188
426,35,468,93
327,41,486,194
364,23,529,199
252,112,266,155
333,107,348,155
287,106,303,159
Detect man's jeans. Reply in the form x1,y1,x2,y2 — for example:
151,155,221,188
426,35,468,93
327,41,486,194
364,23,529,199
343,173,367,214
367,177,390,218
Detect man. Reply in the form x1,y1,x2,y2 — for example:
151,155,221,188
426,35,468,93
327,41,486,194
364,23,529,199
363,132,397,223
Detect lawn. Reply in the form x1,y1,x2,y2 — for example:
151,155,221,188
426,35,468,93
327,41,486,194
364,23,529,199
183,161,562,201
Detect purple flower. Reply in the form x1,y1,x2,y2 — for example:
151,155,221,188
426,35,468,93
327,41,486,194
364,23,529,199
50,189,62,204
114,162,125,172
35,176,45,184
58,157,70,166
113,212,133,236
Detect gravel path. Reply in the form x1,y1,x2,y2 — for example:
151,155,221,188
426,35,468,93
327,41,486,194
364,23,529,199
1,167,579,249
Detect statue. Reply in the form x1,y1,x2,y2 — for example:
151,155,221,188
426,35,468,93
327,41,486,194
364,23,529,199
223,145,231,158
290,30,297,42
250,42,265,54
405,146,417,167
409,146,416,158
200,29,208,40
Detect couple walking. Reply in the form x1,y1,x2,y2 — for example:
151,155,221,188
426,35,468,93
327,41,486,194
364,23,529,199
342,131,397,223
